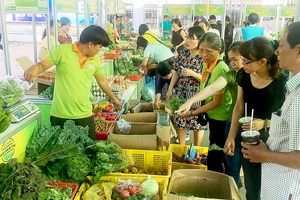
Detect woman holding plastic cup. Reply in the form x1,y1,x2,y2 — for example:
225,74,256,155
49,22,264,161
224,37,287,200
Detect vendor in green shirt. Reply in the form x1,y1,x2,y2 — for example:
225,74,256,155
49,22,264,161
137,36,174,76
24,25,122,139
176,41,244,185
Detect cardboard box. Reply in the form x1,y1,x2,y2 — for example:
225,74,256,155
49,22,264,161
120,112,157,123
167,169,241,200
132,103,165,113
156,112,171,145
108,123,157,150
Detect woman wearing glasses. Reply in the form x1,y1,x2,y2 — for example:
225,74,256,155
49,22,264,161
176,41,244,185
177,32,232,173
167,26,205,146
225,37,287,200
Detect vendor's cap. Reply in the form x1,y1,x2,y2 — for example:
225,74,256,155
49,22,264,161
209,19,217,25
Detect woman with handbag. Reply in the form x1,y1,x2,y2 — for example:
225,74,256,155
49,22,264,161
178,32,232,173
167,26,206,146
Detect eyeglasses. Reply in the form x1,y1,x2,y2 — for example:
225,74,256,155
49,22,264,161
241,58,256,65
185,36,198,40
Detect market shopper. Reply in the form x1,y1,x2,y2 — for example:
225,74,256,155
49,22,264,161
58,17,72,44
178,32,232,173
235,13,272,41
137,36,174,77
116,16,124,35
199,21,209,33
224,37,287,200
176,41,244,185
170,19,186,53
241,21,300,200
160,15,172,38
208,20,220,36
154,62,174,110
38,20,62,60
24,25,122,139
224,15,234,65
167,26,206,146
138,24,159,44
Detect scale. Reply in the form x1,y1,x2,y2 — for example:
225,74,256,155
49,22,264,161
8,100,39,123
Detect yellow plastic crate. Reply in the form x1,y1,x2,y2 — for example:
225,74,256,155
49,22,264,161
168,144,208,171
109,149,172,178
101,175,168,200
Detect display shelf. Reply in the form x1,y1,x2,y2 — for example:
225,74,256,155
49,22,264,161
121,86,136,103
0,111,41,144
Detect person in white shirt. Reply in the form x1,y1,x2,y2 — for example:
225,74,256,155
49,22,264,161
208,19,220,36
241,21,300,200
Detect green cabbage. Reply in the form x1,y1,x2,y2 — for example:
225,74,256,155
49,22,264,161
141,176,159,197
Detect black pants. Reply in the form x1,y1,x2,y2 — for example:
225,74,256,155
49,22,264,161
207,116,227,173
50,116,96,139
241,129,269,200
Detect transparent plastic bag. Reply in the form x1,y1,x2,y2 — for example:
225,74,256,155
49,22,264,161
0,76,25,106
141,80,155,101
115,119,132,134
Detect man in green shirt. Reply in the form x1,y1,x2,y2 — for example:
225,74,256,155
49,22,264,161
24,25,122,139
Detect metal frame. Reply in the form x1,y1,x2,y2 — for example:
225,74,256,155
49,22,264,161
0,0,51,76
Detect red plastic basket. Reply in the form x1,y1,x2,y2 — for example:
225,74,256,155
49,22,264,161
125,74,143,81
47,182,79,200
104,49,121,60
94,113,118,140
96,121,115,140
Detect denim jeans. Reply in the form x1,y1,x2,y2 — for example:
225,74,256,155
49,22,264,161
224,120,242,186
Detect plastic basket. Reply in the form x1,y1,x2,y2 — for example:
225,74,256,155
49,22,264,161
47,182,79,200
100,175,168,200
109,149,172,179
95,114,118,140
104,49,121,60
125,74,143,81
168,144,208,171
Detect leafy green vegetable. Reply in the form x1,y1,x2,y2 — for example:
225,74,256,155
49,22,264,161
0,79,24,106
209,144,225,151
38,186,73,200
0,159,48,200
167,96,186,114
25,121,127,182
170,191,194,197
39,82,55,100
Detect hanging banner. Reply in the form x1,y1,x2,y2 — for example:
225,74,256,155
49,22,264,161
246,5,276,17
4,0,47,12
118,0,126,14
106,0,116,14
209,5,224,16
280,7,295,17
162,5,192,15
87,0,98,13
194,5,207,16
56,0,78,12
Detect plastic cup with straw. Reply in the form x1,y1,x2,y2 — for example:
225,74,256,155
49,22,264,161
241,109,260,145
239,103,251,125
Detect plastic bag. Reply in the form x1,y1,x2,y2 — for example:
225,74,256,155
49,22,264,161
141,80,155,101
0,75,25,106
157,112,169,126
112,179,142,199
115,119,132,134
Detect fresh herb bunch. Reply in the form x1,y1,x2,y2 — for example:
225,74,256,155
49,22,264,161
0,158,47,200
170,191,194,197
167,96,186,114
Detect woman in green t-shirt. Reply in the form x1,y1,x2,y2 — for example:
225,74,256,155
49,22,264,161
178,32,232,173
176,41,243,185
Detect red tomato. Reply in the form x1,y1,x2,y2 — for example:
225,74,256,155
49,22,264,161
121,190,130,198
